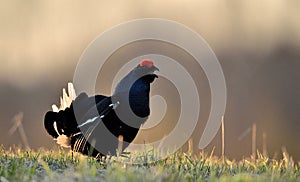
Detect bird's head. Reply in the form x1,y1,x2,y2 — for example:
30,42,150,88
113,59,159,95
134,59,159,83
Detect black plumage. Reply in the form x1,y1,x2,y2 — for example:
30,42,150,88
44,60,158,158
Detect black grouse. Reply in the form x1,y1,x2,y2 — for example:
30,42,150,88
44,60,159,158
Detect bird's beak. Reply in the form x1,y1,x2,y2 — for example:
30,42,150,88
153,66,159,78
153,66,159,72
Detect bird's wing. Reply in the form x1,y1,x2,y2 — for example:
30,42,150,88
71,93,107,124
78,97,120,135
74,97,120,153
77,97,113,129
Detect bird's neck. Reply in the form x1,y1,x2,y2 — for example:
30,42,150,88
113,74,157,119
128,80,151,118
113,80,151,118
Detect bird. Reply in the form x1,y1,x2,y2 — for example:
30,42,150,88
44,60,159,159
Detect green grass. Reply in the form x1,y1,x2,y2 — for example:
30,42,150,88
0,146,299,182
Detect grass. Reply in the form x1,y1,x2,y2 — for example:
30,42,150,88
0,146,299,181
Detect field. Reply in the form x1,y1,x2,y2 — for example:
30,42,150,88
0,146,299,182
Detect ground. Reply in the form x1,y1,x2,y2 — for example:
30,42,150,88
0,146,299,182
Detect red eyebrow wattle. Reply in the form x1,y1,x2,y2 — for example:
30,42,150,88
140,59,154,67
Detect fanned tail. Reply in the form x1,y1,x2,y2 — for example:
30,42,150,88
45,82,77,148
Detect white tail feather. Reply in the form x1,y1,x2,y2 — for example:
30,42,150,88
52,104,59,112
53,122,60,136
53,121,71,148
68,82,76,101
56,135,71,148
52,82,77,112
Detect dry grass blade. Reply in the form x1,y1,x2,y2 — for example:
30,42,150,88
8,112,30,149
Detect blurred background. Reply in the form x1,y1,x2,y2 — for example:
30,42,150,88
0,0,299,160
